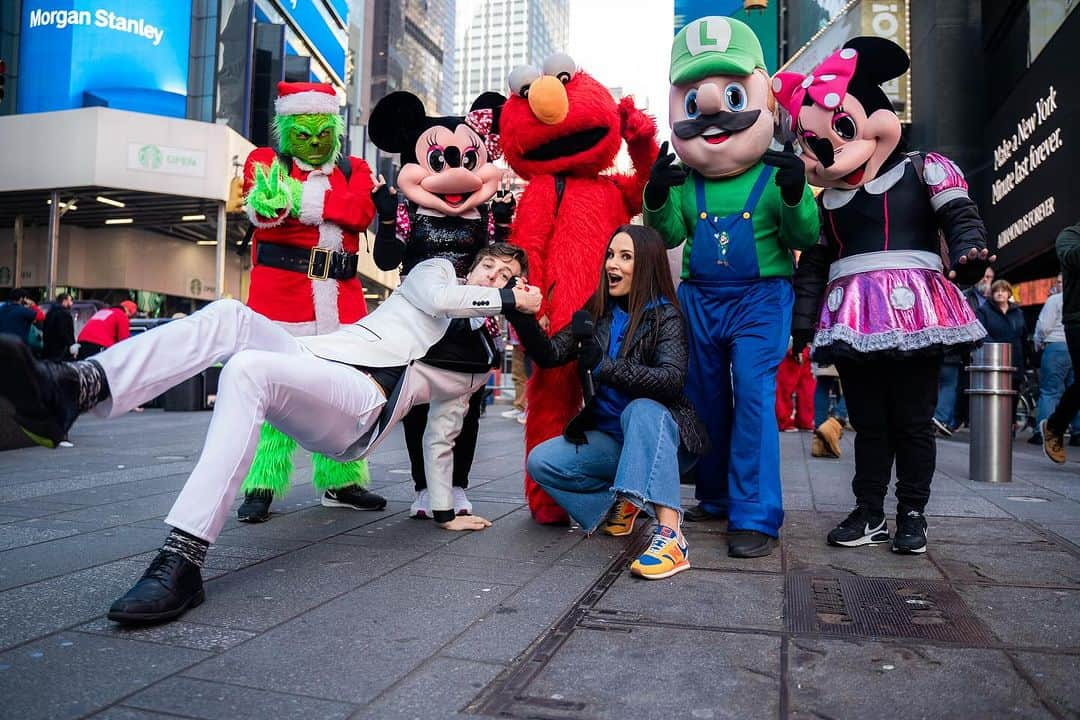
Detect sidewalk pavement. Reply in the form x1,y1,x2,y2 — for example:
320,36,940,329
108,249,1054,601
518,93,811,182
0,407,1077,720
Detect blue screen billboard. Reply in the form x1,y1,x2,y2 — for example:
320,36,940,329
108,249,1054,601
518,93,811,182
17,0,192,118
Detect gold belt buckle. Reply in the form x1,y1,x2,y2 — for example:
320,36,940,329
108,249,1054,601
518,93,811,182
307,247,331,280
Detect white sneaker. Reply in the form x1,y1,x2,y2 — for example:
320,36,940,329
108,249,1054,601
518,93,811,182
58,440,74,448
516,412,527,425
452,487,473,516
500,408,523,419
410,489,430,519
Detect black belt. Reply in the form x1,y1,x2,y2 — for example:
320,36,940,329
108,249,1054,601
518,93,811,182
255,242,359,281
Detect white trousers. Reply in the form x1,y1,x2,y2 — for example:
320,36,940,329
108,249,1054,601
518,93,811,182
91,300,386,542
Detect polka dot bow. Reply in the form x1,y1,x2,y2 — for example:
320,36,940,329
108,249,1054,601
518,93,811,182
465,109,502,161
772,47,858,132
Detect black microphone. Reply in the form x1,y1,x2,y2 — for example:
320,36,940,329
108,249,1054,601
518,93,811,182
572,310,596,404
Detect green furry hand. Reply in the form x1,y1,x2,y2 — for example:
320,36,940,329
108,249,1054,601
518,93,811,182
247,159,303,219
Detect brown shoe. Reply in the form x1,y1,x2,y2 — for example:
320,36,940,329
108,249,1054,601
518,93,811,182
1041,419,1066,464
811,434,830,458
814,417,843,458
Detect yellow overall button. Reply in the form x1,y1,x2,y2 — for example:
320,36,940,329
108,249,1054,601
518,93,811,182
742,212,751,219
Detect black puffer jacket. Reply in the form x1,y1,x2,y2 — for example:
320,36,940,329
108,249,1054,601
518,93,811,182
507,302,709,455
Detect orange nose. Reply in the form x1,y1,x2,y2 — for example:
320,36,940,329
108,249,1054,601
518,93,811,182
528,75,569,125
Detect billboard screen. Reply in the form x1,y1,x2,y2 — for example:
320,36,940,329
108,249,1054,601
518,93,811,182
17,0,192,118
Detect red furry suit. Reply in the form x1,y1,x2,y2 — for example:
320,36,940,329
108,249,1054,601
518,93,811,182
500,54,658,524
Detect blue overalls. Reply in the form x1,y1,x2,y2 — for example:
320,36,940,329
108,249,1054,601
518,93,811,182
677,168,792,537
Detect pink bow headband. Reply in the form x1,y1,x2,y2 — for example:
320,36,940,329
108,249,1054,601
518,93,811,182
464,108,502,162
772,46,859,132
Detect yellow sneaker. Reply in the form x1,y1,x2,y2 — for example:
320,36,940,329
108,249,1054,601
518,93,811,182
630,525,690,580
600,500,640,536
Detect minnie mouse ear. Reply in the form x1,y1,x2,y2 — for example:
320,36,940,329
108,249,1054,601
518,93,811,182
469,91,506,132
842,37,910,86
368,91,427,153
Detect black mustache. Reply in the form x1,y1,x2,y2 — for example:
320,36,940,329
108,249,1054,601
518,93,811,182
672,110,761,140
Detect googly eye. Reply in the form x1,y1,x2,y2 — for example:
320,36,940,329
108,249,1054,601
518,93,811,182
542,53,577,83
462,148,479,171
832,112,857,140
724,82,748,112
507,65,541,98
684,89,700,119
427,148,446,172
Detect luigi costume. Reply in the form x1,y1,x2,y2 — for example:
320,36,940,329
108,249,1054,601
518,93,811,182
645,17,819,557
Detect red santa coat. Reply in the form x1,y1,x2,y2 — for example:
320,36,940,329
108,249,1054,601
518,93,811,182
243,147,375,334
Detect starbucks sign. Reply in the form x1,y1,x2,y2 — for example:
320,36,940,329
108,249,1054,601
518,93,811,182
127,142,206,177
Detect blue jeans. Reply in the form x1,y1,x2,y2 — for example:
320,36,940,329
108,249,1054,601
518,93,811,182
814,376,848,426
934,362,961,428
1038,342,1080,431
526,398,695,533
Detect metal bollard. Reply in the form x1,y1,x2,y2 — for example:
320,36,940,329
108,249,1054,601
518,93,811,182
967,342,1015,483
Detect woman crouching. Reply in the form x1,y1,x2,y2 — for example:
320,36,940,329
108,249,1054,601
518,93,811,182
507,225,707,579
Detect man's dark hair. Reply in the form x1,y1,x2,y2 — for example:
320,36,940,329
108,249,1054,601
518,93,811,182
55,292,72,303
470,242,529,276
8,288,32,303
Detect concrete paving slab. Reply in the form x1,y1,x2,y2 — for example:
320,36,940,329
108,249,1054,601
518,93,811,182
439,508,582,562
0,525,165,591
595,569,785,631
179,541,429,632
182,573,516,704
0,632,209,720
441,563,605,665
0,517,97,551
1039,522,1080,547
787,638,1053,719
956,585,1080,649
932,537,1080,586
523,626,780,720
786,538,947,580
87,708,188,720
1011,651,1080,718
123,675,356,719
402,548,549,586
74,619,258,653
361,657,503,719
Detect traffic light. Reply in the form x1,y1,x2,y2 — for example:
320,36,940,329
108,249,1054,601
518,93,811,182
226,175,245,213
0,59,6,103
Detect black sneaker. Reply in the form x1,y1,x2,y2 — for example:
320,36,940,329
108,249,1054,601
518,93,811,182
107,551,205,624
322,485,387,511
237,489,273,522
0,336,81,448
827,505,890,547
892,509,928,555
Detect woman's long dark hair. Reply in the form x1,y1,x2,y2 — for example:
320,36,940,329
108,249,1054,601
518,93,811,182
584,224,680,345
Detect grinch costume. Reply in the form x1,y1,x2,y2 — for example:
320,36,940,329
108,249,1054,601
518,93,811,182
237,81,382,520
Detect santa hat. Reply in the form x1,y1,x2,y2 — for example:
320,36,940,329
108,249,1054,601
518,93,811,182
274,82,339,116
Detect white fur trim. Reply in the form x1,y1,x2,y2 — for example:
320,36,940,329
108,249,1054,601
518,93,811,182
294,157,337,174
299,171,329,226
275,90,339,116
245,203,288,228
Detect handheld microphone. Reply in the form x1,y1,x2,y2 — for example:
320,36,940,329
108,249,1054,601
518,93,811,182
571,311,596,404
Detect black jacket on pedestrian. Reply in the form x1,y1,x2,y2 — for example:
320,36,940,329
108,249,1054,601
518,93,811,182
976,301,1026,377
1057,223,1080,329
507,302,708,455
43,306,76,361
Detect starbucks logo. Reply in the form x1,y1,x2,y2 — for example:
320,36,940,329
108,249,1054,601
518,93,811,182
138,144,163,170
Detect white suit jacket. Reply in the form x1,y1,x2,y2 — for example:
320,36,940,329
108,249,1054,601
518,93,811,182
299,258,507,513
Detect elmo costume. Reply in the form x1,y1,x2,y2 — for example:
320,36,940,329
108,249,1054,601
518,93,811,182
501,52,658,524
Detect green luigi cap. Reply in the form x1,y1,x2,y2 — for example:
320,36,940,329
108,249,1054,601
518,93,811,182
670,16,766,85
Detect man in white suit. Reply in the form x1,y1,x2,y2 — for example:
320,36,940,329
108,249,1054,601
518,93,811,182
0,244,539,624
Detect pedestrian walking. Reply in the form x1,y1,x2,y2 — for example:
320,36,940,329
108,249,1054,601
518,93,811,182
1043,222,1080,463
1032,275,1080,445
976,279,1026,426
508,225,707,579
43,293,76,361
501,325,530,423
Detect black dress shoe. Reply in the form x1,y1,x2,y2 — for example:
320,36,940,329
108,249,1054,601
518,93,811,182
727,529,778,558
0,336,81,448
237,489,273,522
1028,432,1043,445
683,503,725,523
321,485,387,510
108,551,205,624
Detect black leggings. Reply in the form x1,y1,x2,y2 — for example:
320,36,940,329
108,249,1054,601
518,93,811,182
403,386,485,491
1048,325,1080,434
835,355,941,513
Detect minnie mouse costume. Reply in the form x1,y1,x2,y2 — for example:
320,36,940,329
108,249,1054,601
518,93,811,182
779,38,990,554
